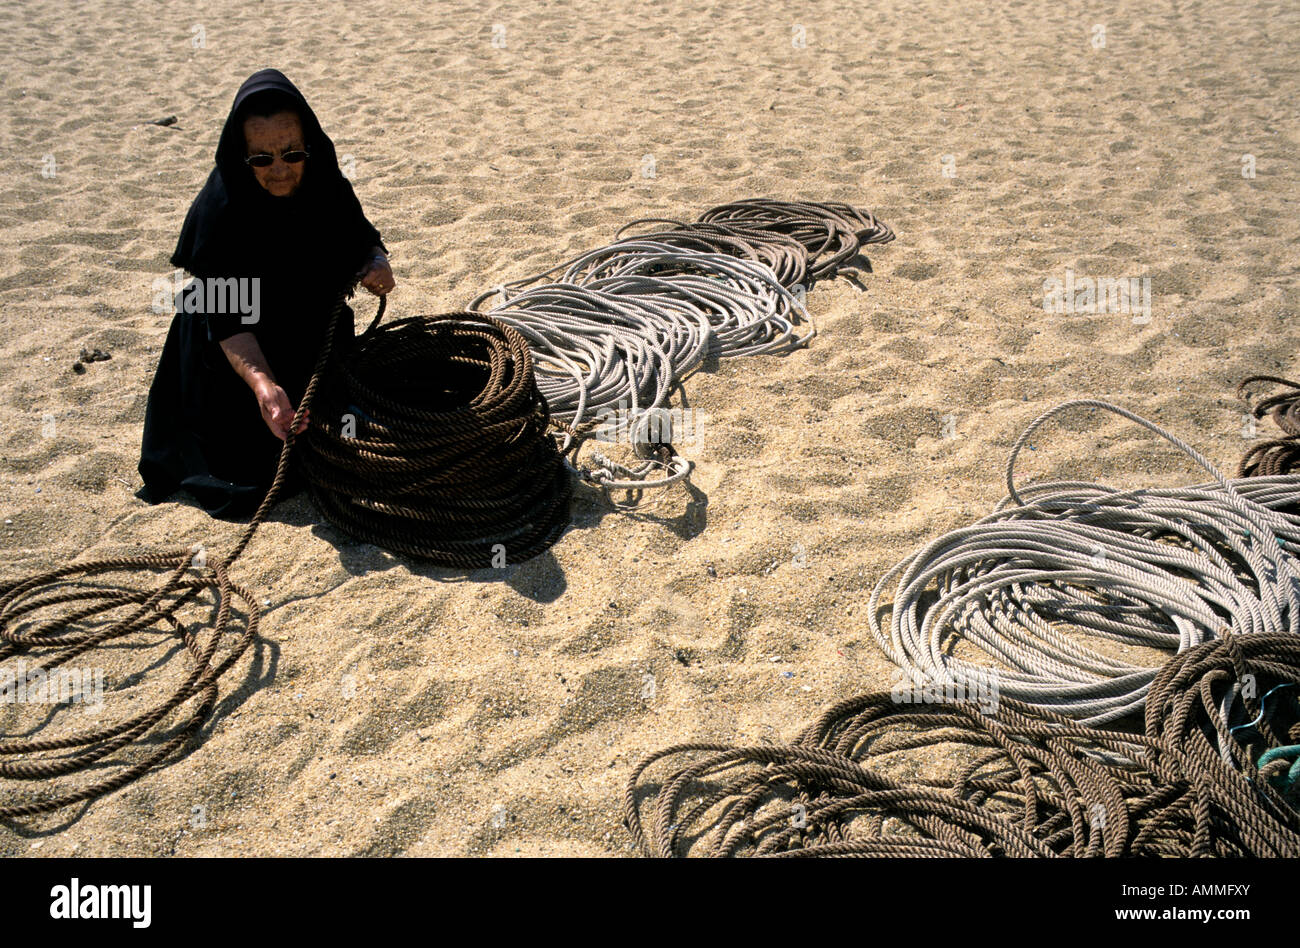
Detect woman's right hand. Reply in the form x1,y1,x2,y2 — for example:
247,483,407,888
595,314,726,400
219,334,308,441
255,381,309,441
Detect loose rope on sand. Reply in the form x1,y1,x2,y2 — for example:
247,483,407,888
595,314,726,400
868,400,1300,726
1,295,569,815
625,633,1300,857
0,293,353,818
0,549,260,817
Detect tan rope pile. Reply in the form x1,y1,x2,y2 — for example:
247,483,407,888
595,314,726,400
625,634,1300,857
0,287,343,817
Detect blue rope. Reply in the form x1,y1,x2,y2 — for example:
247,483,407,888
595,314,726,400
1229,683,1297,737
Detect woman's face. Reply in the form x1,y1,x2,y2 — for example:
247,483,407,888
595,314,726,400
243,111,306,198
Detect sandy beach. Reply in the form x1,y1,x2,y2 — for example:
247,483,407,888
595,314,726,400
1,0,1298,855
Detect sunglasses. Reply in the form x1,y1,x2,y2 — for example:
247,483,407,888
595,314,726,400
244,148,310,168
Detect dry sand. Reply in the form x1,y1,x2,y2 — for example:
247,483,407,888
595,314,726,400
1,0,1298,856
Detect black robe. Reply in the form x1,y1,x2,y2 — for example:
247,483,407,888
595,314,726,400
138,69,385,519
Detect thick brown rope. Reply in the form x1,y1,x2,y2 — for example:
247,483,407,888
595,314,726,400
1238,376,1300,477
297,310,572,567
625,634,1300,857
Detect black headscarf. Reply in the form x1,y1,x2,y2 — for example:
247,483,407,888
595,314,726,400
171,68,382,288
138,69,384,519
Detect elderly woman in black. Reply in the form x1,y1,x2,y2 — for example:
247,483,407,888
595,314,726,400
138,69,394,518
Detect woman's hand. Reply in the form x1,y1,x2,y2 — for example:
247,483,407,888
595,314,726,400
220,333,306,440
255,381,309,441
357,254,395,296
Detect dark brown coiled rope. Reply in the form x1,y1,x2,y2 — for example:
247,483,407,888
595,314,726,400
696,198,894,281
297,308,572,567
1144,632,1300,850
1238,376,1300,477
625,633,1300,858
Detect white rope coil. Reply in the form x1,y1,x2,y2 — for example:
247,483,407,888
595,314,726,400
868,400,1300,725
465,199,893,495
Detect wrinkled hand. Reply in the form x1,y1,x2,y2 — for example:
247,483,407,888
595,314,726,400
256,382,309,441
358,257,396,296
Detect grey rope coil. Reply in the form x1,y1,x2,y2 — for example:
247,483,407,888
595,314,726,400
697,198,894,281
467,199,892,494
626,633,1300,857
611,219,811,288
867,400,1300,726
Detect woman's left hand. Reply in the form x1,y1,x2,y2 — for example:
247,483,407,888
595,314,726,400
358,257,396,296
